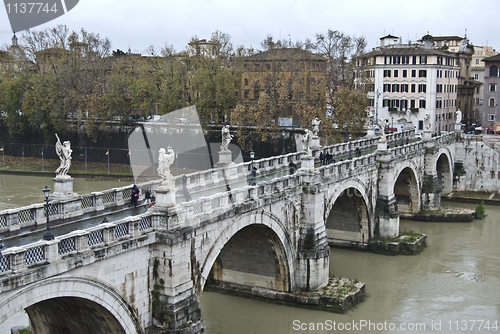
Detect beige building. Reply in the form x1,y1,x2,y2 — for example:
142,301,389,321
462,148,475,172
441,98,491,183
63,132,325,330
364,34,461,134
480,55,500,131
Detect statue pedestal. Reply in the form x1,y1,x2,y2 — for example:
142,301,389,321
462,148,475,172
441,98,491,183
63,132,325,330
423,130,432,140
215,150,232,167
155,185,176,209
300,156,315,170
310,136,321,150
51,176,77,199
377,139,388,151
454,123,462,132
366,127,376,137
404,121,414,130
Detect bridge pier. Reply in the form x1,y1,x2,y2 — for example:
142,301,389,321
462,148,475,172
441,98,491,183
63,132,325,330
421,140,442,210
146,211,203,334
296,163,329,291
376,147,400,238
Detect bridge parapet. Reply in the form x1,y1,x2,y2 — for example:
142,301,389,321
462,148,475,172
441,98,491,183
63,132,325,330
0,213,154,276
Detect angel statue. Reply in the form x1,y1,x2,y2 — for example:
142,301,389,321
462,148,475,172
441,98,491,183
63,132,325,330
220,125,233,152
302,129,313,157
55,134,72,178
311,117,321,137
424,114,431,130
455,110,462,124
158,147,175,187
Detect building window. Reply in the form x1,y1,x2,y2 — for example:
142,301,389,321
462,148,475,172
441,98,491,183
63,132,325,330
411,70,416,77
402,70,407,78
244,90,249,99
476,59,479,65
411,84,416,93
392,84,400,92
401,84,408,92
419,70,427,78
419,100,426,108
385,56,391,64
412,56,417,64
489,114,495,121
369,98,374,107
419,120,423,130
437,84,442,93
391,99,400,108
383,99,390,107
266,63,271,71
410,99,416,108
401,99,408,110
490,84,497,92
420,56,427,64
393,56,400,64
474,73,479,80
418,84,426,93
383,83,391,92
394,70,399,77
490,98,496,107
490,65,498,77
402,56,409,64
384,70,391,77
244,78,249,86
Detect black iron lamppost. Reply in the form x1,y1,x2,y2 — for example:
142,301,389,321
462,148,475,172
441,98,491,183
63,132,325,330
348,134,352,160
250,150,255,184
282,130,286,155
42,185,54,241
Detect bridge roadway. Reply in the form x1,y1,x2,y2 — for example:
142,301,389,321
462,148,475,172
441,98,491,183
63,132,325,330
0,130,471,334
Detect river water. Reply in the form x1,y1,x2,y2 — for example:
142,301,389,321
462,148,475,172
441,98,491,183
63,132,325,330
0,174,132,211
1,174,499,333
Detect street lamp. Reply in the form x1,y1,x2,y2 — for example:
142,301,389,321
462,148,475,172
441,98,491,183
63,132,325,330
42,185,54,241
281,130,286,155
348,134,352,160
250,150,256,185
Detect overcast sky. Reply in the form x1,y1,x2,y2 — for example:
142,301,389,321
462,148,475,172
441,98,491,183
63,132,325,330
1,0,498,54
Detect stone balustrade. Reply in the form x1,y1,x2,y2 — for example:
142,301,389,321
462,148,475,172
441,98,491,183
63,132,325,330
0,130,415,234
0,213,154,274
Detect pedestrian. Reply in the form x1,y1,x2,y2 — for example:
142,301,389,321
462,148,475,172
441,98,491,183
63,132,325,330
252,166,257,179
326,152,332,164
101,217,109,224
319,152,324,165
144,189,151,205
182,174,187,188
406,137,409,145
129,184,139,208
226,185,234,203
289,161,297,175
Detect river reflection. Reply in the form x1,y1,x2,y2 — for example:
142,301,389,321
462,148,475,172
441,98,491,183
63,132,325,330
200,202,500,334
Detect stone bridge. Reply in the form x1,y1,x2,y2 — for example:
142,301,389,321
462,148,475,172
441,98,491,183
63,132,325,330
0,131,496,334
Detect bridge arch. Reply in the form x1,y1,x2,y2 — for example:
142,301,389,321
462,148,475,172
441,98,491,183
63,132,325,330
200,210,295,293
393,162,421,214
436,148,453,192
0,277,141,334
325,180,372,243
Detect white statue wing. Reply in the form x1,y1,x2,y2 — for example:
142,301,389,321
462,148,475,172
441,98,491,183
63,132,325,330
55,141,64,159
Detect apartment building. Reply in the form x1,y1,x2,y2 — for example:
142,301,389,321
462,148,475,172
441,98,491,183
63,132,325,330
364,34,462,133
480,55,500,131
